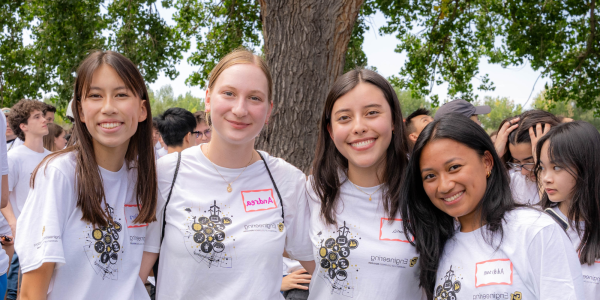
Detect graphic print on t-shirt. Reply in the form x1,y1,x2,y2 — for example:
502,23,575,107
434,265,462,300
317,221,360,298
83,204,123,280
181,200,234,268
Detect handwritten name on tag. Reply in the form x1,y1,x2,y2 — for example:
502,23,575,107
379,218,413,242
241,189,278,212
124,204,147,228
475,259,513,287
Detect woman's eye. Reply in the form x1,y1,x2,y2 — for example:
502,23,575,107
89,94,101,98
553,166,562,171
367,110,379,116
250,96,262,101
223,91,234,97
449,164,461,171
423,173,435,180
116,93,129,97
337,115,349,121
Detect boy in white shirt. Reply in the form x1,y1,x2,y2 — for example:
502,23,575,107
1,99,50,300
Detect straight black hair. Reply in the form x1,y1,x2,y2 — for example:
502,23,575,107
311,68,408,225
535,121,600,265
156,107,197,147
400,114,518,298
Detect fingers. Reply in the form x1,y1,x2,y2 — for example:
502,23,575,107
290,283,310,290
291,268,307,274
544,123,552,133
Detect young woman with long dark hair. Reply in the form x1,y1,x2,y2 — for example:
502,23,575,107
400,114,584,299
536,121,600,299
305,69,425,299
140,49,313,299
15,51,157,300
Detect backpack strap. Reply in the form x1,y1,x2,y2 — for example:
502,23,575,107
160,151,182,244
257,151,285,223
544,208,569,232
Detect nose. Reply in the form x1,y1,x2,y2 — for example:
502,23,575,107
100,96,118,115
352,116,368,135
231,97,248,118
541,169,552,185
437,173,456,195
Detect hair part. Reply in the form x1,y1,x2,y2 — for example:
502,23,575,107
400,114,519,297
535,121,600,265
311,68,409,226
32,50,157,227
156,107,197,147
8,99,47,141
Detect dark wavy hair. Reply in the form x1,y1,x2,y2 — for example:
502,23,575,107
311,68,408,225
400,114,518,298
535,121,600,265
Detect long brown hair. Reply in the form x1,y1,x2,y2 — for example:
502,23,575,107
33,51,157,226
43,123,64,151
311,69,409,225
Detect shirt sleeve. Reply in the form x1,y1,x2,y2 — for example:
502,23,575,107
15,165,73,273
281,162,313,262
527,223,585,300
0,114,8,176
7,154,18,192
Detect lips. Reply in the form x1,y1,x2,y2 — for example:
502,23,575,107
349,138,376,150
442,191,464,204
99,122,122,129
226,119,250,129
545,188,558,195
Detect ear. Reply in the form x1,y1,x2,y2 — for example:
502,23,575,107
327,123,333,140
265,101,273,124
205,89,211,113
482,150,494,174
183,132,192,146
409,133,419,143
78,101,86,123
19,123,28,133
138,100,148,122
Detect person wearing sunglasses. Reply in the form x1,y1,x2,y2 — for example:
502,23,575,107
156,107,198,155
193,111,212,144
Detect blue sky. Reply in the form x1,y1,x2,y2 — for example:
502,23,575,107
148,8,549,109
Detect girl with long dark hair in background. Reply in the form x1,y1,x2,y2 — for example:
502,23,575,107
536,121,600,299
400,114,584,299
305,69,425,299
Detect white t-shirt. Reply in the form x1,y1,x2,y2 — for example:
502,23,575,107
434,208,584,300
145,146,312,300
510,170,540,205
283,257,303,275
0,113,9,276
8,145,51,219
304,177,426,300
552,207,600,299
6,137,23,152
154,142,167,159
15,152,149,300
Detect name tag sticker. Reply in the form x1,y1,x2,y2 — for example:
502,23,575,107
124,204,148,228
241,189,278,212
379,218,412,242
475,259,513,287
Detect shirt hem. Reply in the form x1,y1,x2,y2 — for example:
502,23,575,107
21,257,66,273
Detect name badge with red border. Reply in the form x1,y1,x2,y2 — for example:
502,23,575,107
124,204,148,228
241,189,278,212
475,259,513,287
379,218,413,242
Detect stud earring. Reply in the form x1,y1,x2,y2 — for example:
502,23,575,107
486,170,491,178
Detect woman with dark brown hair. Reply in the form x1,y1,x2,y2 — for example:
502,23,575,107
42,123,67,151
15,51,157,300
304,69,425,299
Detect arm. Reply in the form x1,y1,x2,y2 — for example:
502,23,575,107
139,251,159,282
1,200,17,237
20,262,55,300
1,175,7,208
299,260,315,275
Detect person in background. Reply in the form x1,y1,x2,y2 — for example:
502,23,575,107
433,99,491,125
535,121,600,299
404,108,433,152
155,107,197,154
0,111,11,299
43,103,56,123
193,111,211,144
2,99,50,300
489,130,498,143
43,123,67,151
3,109,18,151
152,118,168,159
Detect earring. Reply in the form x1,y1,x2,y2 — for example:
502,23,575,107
486,170,491,178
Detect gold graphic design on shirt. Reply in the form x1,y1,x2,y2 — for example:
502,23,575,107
182,200,234,268
435,265,461,300
278,222,284,232
510,291,522,300
83,204,123,280
410,257,418,267
317,221,360,298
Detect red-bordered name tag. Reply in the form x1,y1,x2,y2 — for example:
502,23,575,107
475,259,513,287
124,204,148,228
379,218,413,242
241,189,278,212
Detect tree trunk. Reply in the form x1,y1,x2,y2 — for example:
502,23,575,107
256,0,363,173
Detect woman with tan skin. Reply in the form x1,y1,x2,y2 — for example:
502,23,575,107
140,49,313,300
15,51,156,300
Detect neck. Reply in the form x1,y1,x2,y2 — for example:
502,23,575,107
558,199,574,220
202,134,257,168
458,209,483,233
168,146,185,154
92,139,129,172
23,134,45,153
347,158,385,187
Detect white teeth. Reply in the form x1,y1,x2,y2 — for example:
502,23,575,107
351,139,374,148
100,122,121,129
443,191,464,202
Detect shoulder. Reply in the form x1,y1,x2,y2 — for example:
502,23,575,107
40,152,76,178
258,150,305,181
503,207,557,236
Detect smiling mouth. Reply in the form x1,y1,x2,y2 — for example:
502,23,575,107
443,191,464,202
99,122,122,129
350,138,375,148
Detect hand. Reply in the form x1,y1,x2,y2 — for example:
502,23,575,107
494,117,520,157
9,222,15,240
529,123,552,161
1,235,14,246
281,268,311,292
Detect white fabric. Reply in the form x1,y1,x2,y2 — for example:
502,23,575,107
154,142,167,160
0,113,9,276
6,137,23,152
434,208,584,300
282,257,303,275
510,170,540,205
304,177,426,300
7,145,50,219
15,152,149,300
145,146,312,300
552,207,600,299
